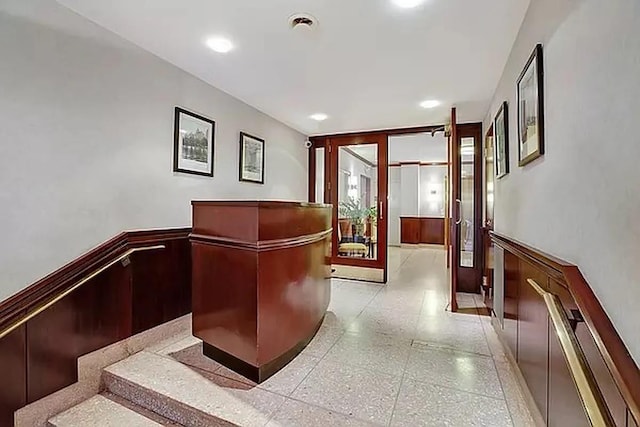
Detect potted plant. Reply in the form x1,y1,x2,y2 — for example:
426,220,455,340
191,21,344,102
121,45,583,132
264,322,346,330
338,197,368,241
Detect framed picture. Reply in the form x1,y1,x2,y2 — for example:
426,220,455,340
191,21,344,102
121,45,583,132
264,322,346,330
494,101,509,179
239,132,265,184
517,43,545,166
173,107,215,177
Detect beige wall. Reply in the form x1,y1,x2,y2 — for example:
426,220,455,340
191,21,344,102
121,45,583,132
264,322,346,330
0,1,308,301
484,0,640,363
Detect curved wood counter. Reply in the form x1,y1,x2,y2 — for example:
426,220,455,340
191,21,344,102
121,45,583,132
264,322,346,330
191,201,332,383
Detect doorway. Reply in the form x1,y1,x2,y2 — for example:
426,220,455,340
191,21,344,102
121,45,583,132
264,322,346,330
309,132,388,282
450,119,484,309
309,121,484,294
387,133,448,250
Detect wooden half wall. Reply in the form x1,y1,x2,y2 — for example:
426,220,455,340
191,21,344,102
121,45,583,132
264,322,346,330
400,217,445,245
491,232,640,427
0,228,192,426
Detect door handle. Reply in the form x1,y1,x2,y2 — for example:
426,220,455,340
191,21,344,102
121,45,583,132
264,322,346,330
379,201,384,220
455,199,462,225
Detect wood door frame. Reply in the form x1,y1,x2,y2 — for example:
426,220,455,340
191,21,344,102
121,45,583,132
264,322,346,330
454,122,484,294
328,133,388,273
308,124,448,284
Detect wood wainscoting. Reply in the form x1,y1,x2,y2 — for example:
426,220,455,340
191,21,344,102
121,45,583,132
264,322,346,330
400,217,445,245
491,232,640,427
0,228,191,426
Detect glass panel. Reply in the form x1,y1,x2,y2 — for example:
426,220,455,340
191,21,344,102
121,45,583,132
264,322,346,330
460,137,475,268
337,144,378,260
314,148,325,203
485,134,495,226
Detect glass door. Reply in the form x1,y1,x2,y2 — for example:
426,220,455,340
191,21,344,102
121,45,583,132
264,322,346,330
329,133,388,283
452,123,483,298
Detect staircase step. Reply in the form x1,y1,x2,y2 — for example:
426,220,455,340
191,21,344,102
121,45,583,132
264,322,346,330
103,351,285,427
47,394,164,427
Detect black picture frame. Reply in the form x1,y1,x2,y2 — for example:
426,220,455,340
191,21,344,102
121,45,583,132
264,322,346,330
239,131,265,184
517,44,545,167
173,107,215,177
494,101,509,179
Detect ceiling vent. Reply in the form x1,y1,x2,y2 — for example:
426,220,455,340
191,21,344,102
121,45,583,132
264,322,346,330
289,13,318,31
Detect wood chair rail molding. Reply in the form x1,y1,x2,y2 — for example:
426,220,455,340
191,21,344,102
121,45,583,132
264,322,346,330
0,227,192,426
490,231,640,424
0,227,191,332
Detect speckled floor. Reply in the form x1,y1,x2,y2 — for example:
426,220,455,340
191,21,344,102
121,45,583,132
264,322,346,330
53,247,537,426
147,247,535,426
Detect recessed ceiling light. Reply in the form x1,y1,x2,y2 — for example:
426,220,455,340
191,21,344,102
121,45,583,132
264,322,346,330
420,99,441,109
392,0,425,9
310,113,328,121
206,37,234,53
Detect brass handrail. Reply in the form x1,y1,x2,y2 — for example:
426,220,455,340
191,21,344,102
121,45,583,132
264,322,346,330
0,244,165,340
527,279,615,427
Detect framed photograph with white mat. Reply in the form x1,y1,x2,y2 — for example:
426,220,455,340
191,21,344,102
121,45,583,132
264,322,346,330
239,132,265,184
173,107,215,177
517,44,544,166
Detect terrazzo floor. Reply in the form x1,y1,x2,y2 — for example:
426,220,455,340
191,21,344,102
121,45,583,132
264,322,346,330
144,247,536,426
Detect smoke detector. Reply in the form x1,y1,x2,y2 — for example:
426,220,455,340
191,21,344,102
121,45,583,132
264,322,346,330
289,13,318,31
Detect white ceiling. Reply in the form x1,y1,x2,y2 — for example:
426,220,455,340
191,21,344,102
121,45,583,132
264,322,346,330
56,0,530,135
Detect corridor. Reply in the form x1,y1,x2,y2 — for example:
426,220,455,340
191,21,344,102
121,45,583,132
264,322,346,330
55,247,537,426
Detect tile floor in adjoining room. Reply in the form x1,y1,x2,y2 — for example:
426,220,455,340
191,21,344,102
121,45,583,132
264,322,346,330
151,247,536,426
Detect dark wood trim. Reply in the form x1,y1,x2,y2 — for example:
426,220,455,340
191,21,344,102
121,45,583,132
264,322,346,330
491,232,640,423
191,200,330,209
517,44,545,167
311,124,445,139
0,226,193,421
202,316,324,383
308,145,316,202
455,123,484,294
342,147,376,167
389,161,449,167
173,107,215,177
450,107,459,311
127,228,192,246
189,229,332,251
0,233,129,333
329,133,388,278
0,228,192,333
490,232,568,282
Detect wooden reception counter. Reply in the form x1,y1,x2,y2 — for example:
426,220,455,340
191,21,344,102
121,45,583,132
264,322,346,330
190,201,332,382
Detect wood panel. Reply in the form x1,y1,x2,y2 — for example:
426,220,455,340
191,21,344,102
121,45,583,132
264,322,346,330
550,280,627,426
131,237,191,334
503,250,520,359
420,218,445,244
257,236,331,365
191,201,332,382
548,312,590,426
400,217,421,244
192,242,259,365
491,232,640,425
0,324,26,427
517,260,549,420
0,227,192,417
27,262,133,403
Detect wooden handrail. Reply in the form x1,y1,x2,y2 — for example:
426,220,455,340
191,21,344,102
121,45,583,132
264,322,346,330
0,244,165,340
527,279,615,427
